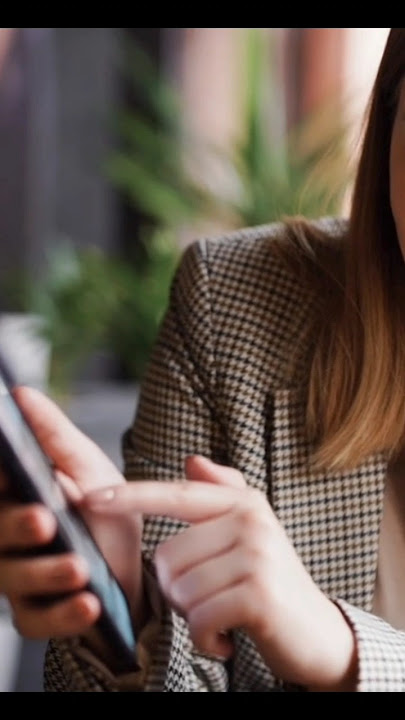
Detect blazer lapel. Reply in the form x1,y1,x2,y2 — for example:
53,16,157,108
270,388,387,611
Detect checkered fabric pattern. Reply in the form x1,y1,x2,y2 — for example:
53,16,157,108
44,218,405,691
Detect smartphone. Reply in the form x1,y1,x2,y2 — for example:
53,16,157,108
0,353,137,673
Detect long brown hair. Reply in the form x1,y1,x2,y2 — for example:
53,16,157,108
291,29,405,470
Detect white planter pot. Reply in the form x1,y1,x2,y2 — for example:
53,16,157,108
0,600,22,693
0,312,50,390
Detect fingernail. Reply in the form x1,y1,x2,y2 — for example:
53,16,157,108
85,487,116,507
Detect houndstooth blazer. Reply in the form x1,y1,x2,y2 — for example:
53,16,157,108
44,218,405,692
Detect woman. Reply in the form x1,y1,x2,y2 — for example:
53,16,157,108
1,28,405,692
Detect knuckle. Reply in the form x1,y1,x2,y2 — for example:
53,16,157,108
234,488,271,528
233,497,260,526
172,482,194,505
234,507,256,532
248,487,267,507
229,469,246,488
243,543,266,571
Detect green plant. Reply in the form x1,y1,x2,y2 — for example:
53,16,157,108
101,36,223,388
102,29,351,386
107,229,180,382
106,38,221,234
6,30,350,398
224,29,350,225
16,234,181,398
6,240,151,398
107,29,350,240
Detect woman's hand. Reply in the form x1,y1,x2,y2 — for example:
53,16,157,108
0,386,143,641
84,455,357,691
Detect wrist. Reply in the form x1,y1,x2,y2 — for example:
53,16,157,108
307,603,358,692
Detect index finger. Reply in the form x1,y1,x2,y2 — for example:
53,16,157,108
82,481,245,524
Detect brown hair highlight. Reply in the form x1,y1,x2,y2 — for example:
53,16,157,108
287,30,405,470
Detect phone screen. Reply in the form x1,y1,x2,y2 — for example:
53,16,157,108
0,368,137,670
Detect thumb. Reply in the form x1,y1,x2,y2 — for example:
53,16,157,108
184,455,246,490
13,386,123,491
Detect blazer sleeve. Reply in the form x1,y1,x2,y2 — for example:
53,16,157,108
43,239,230,692
334,599,405,692
122,237,230,692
